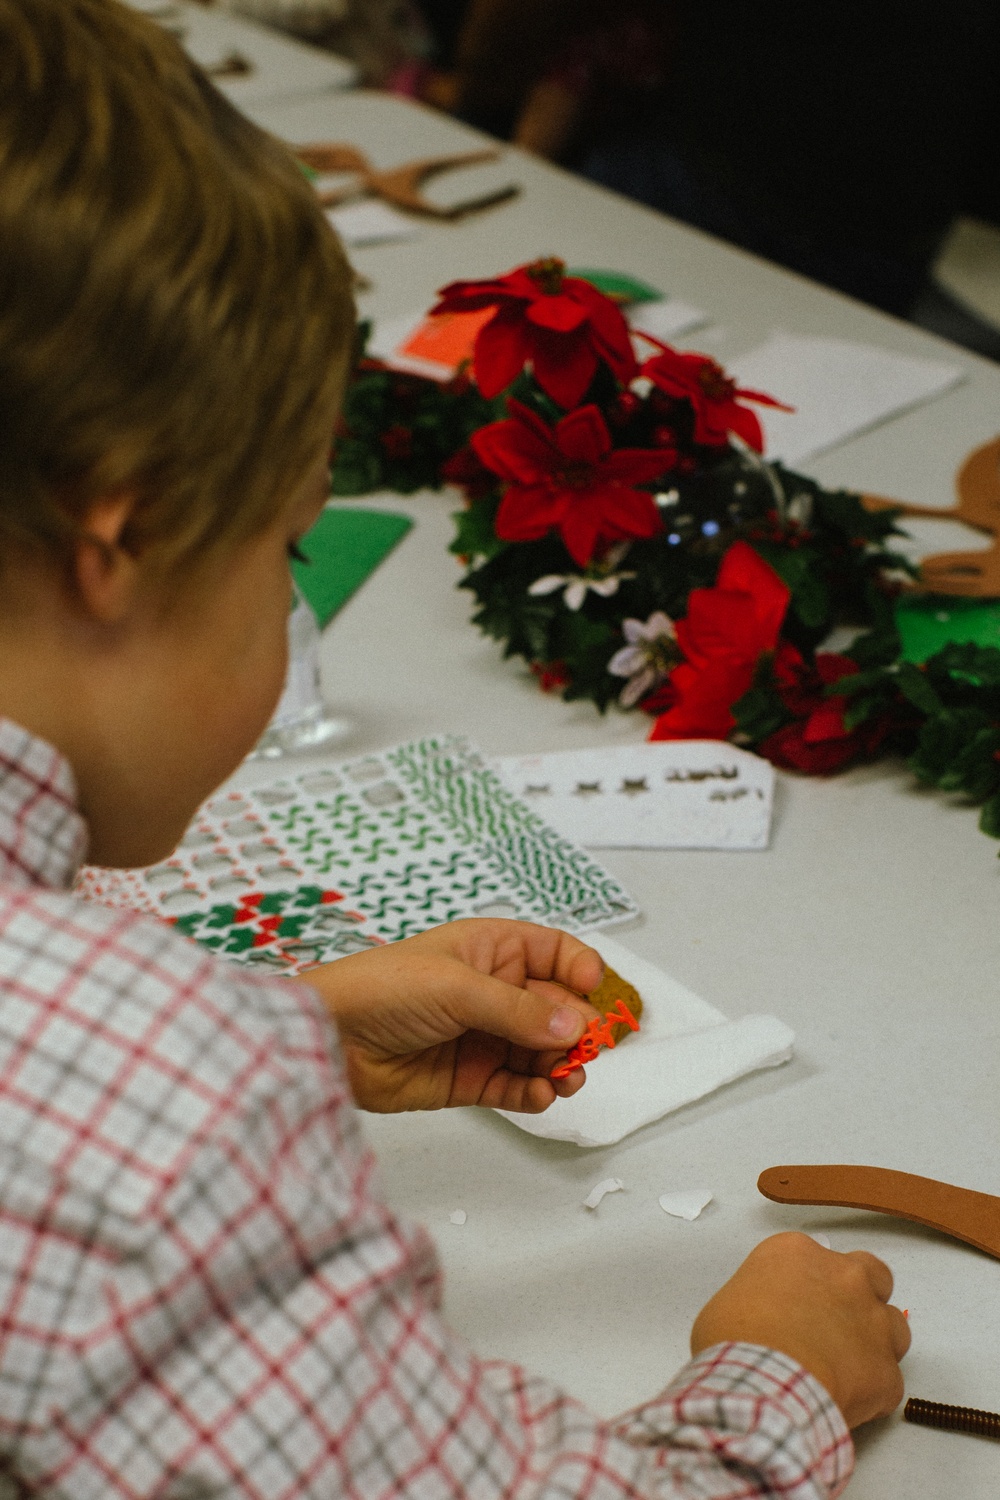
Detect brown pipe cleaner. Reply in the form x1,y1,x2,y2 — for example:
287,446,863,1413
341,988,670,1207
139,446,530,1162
904,1397,1000,1440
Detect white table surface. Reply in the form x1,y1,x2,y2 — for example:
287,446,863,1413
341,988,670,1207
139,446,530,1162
123,0,356,103
239,90,1000,1497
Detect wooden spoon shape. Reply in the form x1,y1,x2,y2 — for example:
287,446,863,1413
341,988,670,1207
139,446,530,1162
758,1164,1000,1260
862,435,1000,597
294,143,519,219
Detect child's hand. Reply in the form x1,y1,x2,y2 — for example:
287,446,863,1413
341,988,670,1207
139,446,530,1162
690,1232,911,1428
299,919,603,1114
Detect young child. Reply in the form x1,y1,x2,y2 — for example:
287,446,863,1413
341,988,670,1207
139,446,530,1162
0,3,908,1495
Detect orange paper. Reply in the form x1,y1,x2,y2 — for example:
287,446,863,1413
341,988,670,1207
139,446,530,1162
397,307,494,374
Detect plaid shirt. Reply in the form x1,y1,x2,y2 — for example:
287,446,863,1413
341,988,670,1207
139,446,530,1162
0,718,853,1499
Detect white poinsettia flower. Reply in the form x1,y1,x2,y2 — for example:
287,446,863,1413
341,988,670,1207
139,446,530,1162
528,570,637,613
608,610,679,707
786,491,814,528
528,574,568,596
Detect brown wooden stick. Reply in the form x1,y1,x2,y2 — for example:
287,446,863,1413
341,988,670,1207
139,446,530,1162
757,1164,1000,1260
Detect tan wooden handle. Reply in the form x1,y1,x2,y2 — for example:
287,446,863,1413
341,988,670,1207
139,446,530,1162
758,1164,1000,1260
861,436,1000,597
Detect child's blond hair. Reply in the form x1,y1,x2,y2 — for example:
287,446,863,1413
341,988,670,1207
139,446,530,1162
0,0,354,568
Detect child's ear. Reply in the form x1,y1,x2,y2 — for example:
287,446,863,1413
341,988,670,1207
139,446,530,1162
72,494,144,624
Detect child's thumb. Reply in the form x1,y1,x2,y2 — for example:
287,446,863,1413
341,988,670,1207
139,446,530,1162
455,972,596,1053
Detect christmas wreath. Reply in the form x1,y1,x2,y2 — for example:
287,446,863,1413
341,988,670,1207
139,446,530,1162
332,259,1000,848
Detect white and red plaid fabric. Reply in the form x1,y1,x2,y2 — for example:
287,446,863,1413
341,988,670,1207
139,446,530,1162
0,718,853,1498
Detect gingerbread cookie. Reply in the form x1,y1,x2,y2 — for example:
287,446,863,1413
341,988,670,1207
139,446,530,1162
586,964,643,1043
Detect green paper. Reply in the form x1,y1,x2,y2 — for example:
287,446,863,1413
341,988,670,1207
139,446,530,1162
567,268,663,304
895,595,1000,663
292,506,412,627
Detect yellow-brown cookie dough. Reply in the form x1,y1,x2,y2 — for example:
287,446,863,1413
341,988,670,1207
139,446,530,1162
586,964,643,1043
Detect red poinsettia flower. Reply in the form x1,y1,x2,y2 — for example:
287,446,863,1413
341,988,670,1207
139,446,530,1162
642,345,791,451
760,649,891,773
432,258,638,409
471,399,670,567
649,541,790,740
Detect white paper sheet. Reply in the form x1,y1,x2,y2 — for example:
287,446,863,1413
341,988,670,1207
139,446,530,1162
496,932,794,1148
729,333,963,465
326,202,420,248
627,298,709,345
492,741,774,850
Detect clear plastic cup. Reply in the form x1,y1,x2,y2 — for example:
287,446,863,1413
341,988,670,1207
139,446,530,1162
250,587,348,759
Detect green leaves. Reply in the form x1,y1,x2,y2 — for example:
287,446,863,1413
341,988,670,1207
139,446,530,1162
827,647,1000,828
450,498,506,562
979,794,1000,839
331,330,498,497
732,654,794,743
754,543,831,629
909,708,1000,797
896,660,943,716
923,641,1000,702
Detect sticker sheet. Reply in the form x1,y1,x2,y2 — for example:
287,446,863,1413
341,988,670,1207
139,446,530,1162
491,740,775,850
78,737,639,973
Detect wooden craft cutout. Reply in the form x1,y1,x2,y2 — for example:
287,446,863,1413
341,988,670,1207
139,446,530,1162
862,436,1000,596
204,52,253,79
759,1163,1000,1261
294,143,520,221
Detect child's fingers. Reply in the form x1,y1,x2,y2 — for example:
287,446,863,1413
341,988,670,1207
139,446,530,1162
453,971,597,1053
449,919,603,996
516,925,604,995
480,1072,556,1113
551,1066,587,1099
842,1249,894,1303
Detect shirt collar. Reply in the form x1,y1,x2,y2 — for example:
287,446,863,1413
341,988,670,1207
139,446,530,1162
0,719,89,891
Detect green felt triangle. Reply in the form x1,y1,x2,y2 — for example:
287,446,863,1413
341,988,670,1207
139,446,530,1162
292,506,412,627
567,268,663,304
895,595,1000,663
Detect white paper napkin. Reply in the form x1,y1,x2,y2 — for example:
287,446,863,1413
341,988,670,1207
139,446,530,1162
492,741,774,850
496,932,794,1147
730,333,963,465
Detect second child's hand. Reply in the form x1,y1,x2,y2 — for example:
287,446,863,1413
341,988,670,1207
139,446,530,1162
691,1233,911,1428
297,919,603,1114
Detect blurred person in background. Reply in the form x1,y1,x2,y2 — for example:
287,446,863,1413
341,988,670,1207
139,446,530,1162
208,0,999,347
448,0,999,342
